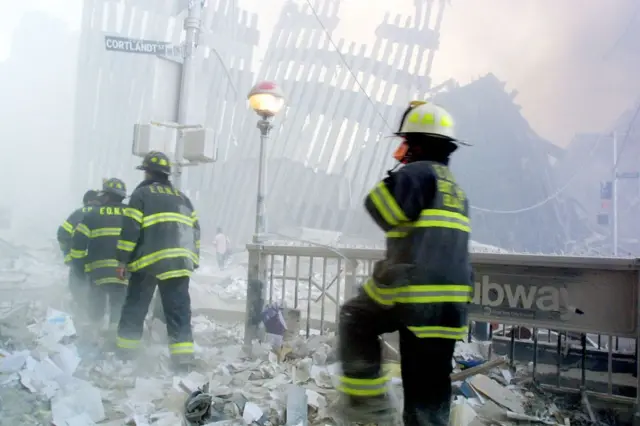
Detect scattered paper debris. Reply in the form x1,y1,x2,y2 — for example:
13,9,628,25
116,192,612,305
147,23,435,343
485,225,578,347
469,374,525,414
0,247,627,425
242,401,264,423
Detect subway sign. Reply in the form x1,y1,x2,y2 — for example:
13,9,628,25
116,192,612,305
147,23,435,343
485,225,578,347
466,263,637,337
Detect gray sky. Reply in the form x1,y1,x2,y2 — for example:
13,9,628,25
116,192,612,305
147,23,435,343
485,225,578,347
1,0,638,146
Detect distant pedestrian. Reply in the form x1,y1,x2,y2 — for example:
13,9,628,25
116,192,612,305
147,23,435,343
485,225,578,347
214,227,230,269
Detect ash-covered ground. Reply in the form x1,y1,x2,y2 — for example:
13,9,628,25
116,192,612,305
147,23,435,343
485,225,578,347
0,235,630,425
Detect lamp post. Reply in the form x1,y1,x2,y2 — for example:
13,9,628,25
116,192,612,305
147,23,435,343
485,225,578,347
247,81,285,243
243,81,284,349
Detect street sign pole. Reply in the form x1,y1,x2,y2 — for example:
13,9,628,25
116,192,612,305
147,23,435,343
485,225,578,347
174,0,203,190
105,2,220,189
610,130,639,256
612,131,619,256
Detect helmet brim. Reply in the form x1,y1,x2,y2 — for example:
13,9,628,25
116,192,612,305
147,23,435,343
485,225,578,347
392,132,472,146
136,165,171,175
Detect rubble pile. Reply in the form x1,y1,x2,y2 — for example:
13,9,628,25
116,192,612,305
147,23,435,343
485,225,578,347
0,296,625,425
0,304,624,426
192,262,327,304
0,303,342,425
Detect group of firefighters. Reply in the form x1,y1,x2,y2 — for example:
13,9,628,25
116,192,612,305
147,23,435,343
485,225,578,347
56,100,471,425
57,151,200,371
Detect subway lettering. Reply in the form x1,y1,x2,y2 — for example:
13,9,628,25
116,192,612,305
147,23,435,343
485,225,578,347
472,275,569,311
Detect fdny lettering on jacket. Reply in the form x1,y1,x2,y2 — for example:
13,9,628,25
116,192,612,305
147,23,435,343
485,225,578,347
433,164,466,211
99,206,124,215
149,185,182,197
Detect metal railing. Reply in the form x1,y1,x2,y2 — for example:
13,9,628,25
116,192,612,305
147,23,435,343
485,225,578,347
244,243,640,410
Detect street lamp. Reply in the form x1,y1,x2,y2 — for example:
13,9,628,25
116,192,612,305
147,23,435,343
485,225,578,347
247,81,285,243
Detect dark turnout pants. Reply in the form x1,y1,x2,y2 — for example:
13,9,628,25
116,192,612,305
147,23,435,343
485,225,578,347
339,292,456,426
116,272,194,360
68,266,88,306
68,266,91,321
87,283,127,325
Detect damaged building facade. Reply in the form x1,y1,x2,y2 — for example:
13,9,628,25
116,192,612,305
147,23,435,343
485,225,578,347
72,0,589,253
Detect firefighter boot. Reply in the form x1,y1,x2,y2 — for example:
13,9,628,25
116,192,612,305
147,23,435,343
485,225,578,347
170,353,195,373
333,393,396,424
103,322,118,339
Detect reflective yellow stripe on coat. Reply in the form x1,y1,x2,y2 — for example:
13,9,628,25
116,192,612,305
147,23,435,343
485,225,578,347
386,208,470,238
367,182,408,227
362,280,472,306
127,248,198,272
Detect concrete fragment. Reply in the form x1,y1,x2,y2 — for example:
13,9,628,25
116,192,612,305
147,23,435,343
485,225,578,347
63,413,96,426
449,398,477,426
179,371,207,393
286,385,308,425
469,375,524,414
306,389,325,410
506,411,555,424
500,369,512,384
242,401,264,424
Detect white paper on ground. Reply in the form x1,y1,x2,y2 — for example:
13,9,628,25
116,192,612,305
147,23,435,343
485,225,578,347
51,383,105,424
243,401,264,423
51,345,80,376
0,350,29,373
41,308,76,342
63,413,96,426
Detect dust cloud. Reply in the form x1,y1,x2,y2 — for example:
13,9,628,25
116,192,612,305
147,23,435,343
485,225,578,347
436,0,640,146
332,0,640,146
0,0,638,239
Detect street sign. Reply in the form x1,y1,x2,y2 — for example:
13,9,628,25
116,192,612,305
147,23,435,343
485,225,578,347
104,35,171,55
617,171,640,179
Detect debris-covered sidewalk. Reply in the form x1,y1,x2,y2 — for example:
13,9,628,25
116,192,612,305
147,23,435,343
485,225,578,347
0,241,626,426
0,297,624,425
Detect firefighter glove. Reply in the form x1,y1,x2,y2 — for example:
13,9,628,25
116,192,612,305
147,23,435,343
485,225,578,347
372,260,413,287
116,264,127,281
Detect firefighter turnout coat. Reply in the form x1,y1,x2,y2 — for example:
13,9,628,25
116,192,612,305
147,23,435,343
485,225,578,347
58,206,95,261
115,180,200,279
70,202,128,286
362,160,473,340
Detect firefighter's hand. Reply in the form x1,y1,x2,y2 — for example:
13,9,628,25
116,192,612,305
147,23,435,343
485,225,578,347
373,260,412,286
116,264,127,280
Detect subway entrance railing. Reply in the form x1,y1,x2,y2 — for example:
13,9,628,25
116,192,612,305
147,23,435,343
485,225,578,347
244,243,640,410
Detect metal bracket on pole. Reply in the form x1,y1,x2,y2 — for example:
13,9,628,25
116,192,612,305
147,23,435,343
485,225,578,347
149,121,202,130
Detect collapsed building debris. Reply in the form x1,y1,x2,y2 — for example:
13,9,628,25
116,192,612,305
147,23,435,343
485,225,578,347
0,298,623,426
0,242,630,425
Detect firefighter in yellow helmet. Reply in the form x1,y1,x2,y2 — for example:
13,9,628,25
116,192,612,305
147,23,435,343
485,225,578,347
114,151,200,371
70,178,128,331
336,102,473,425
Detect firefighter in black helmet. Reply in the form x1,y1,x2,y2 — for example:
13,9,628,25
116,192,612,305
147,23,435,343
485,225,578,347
57,189,101,313
336,102,473,425
70,178,129,332
115,151,200,371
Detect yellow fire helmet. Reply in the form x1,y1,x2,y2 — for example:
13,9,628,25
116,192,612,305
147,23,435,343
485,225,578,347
396,101,456,140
